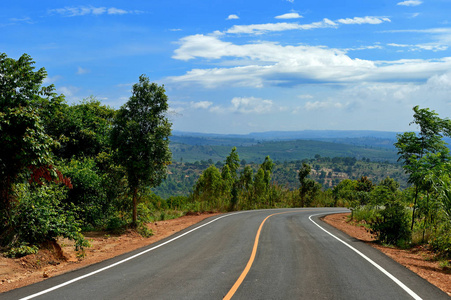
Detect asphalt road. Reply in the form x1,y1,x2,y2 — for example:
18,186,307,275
3,208,449,299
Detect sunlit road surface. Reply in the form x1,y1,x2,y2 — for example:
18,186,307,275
3,208,449,300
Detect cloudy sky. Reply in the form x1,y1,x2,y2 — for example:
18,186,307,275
2,0,451,134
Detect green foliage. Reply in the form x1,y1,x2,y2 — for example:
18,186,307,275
46,97,115,160
111,75,172,225
0,53,61,210
61,158,109,228
0,183,87,252
5,243,39,258
225,147,240,180
369,201,411,245
395,106,451,231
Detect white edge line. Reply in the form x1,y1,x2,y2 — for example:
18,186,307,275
308,212,423,300
19,211,247,300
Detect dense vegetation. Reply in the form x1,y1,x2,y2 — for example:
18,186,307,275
1,53,450,262
153,156,408,199
0,53,171,256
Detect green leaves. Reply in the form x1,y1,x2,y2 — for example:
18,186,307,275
111,75,172,225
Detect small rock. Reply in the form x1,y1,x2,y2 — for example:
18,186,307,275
43,272,49,278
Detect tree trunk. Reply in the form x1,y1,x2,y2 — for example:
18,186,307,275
132,187,138,227
411,185,418,231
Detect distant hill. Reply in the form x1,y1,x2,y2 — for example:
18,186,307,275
170,139,398,164
171,130,400,150
170,130,451,163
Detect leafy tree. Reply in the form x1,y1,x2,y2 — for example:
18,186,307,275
298,163,321,207
395,106,451,229
193,165,223,209
0,53,69,211
225,147,240,180
111,75,172,226
47,97,115,160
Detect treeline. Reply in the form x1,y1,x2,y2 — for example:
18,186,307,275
153,156,408,198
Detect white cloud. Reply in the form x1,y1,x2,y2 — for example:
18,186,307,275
397,0,422,6
77,67,90,75
227,14,239,20
230,97,274,114
170,33,451,89
337,16,391,25
426,72,451,89
190,101,213,109
304,101,345,111
48,6,140,17
43,75,62,85
388,43,448,52
226,22,312,35
57,86,80,98
224,16,389,35
275,13,303,19
108,8,128,15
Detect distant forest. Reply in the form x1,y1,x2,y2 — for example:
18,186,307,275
154,135,408,199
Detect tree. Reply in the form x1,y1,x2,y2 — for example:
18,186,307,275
298,163,321,207
111,75,172,226
46,97,116,160
225,147,240,180
0,53,69,211
193,165,223,209
395,106,451,230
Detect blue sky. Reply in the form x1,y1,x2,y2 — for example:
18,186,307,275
2,0,451,134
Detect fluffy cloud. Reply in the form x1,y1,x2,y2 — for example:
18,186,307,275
397,0,422,6
230,97,274,114
48,6,142,17
227,14,239,20
275,13,303,19
190,101,213,109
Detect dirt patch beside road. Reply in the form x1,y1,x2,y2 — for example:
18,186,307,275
323,212,451,297
0,212,220,293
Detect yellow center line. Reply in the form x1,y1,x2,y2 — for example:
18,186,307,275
223,211,293,300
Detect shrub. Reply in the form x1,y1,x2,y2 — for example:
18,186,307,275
369,201,411,245
1,183,88,256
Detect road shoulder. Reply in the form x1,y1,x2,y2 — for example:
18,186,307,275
322,212,451,297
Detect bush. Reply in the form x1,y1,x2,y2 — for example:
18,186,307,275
5,243,39,258
430,222,451,258
1,183,88,256
61,158,109,228
369,201,411,245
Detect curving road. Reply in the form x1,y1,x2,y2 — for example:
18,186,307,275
3,208,449,299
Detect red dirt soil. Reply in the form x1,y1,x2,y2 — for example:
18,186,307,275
0,213,220,293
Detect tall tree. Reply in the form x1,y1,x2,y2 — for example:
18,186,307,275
0,53,68,211
298,162,320,207
225,147,240,180
111,75,172,226
395,106,451,230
